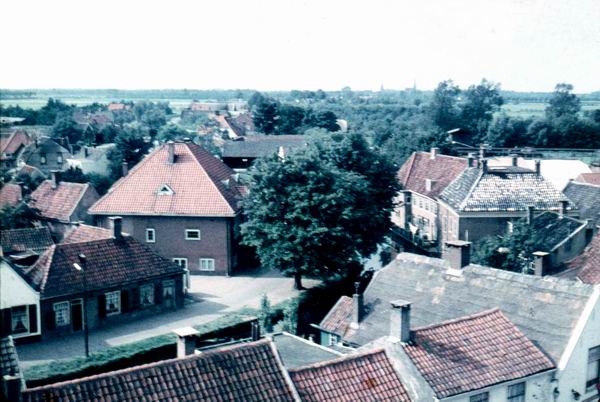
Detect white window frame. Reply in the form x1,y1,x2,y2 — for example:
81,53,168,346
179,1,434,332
157,184,174,195
328,334,339,346
173,258,188,269
140,284,155,307
185,229,201,240
507,382,526,402
11,306,29,334
469,392,489,402
53,301,70,327
57,153,63,163
105,291,121,316
199,258,215,271
146,228,155,243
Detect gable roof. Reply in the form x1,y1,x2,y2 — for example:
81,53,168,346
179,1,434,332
22,137,70,162
62,224,114,244
563,181,600,228
0,130,30,157
561,233,600,284
0,183,22,207
397,151,468,198
576,172,600,186
89,142,242,217
1,227,54,254
525,211,587,252
403,309,555,398
440,166,574,212
320,253,595,362
30,180,94,223
222,135,308,159
289,349,412,402
23,339,298,402
23,236,184,299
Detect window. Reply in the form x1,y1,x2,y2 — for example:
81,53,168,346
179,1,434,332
40,154,47,165
507,382,526,402
53,301,70,327
157,184,174,195
470,392,489,402
11,306,29,334
57,153,63,163
328,334,339,346
162,280,176,307
146,228,155,243
173,258,188,269
185,229,201,240
140,284,155,307
199,258,215,271
587,346,600,392
105,291,121,315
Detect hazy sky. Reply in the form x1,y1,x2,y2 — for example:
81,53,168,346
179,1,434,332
1,0,599,92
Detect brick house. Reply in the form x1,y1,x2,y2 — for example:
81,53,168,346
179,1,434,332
438,159,575,248
19,137,72,175
393,148,467,249
89,141,244,275
7,220,185,340
29,172,100,240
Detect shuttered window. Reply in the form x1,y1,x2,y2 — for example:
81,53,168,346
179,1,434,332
587,346,600,392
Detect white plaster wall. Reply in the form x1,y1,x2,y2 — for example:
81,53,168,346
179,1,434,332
0,261,38,309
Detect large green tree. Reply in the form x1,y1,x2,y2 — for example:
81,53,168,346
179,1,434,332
459,79,504,142
429,80,461,131
546,83,581,119
241,133,399,289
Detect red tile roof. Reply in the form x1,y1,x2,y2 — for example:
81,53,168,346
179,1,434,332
0,130,30,157
23,236,184,299
0,183,22,207
576,173,600,186
107,103,126,111
30,180,95,223
289,349,411,402
397,151,467,199
90,142,242,217
1,227,54,254
62,224,114,244
403,309,555,398
319,296,353,336
563,233,600,284
23,339,298,402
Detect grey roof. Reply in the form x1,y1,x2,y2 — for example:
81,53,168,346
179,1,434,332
526,211,587,252
271,332,342,368
440,167,574,212
0,336,24,388
222,135,307,158
563,181,600,228
329,253,595,362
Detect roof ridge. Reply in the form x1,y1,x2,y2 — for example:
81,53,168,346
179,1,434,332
38,244,55,292
412,308,501,332
288,348,387,373
458,168,483,210
401,152,417,185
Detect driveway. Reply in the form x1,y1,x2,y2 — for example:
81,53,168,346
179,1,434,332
17,269,319,368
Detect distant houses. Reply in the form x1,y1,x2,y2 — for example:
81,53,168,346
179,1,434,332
222,135,308,170
20,137,72,175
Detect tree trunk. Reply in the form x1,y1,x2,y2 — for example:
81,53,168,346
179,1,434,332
293,272,303,290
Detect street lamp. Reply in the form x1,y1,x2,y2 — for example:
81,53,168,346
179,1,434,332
73,253,89,358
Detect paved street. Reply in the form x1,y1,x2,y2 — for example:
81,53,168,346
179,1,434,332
17,269,319,368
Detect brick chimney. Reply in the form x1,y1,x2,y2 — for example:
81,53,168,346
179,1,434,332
390,300,411,343
559,200,568,218
109,216,123,241
527,205,535,225
2,374,22,402
444,240,471,270
535,159,541,174
167,141,175,164
511,154,518,167
467,153,476,167
122,161,128,176
430,147,439,160
532,251,550,276
174,327,199,358
350,282,363,330
50,170,59,189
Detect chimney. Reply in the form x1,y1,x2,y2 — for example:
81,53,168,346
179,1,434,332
121,161,128,176
425,178,436,192
84,147,89,157
532,251,550,276
167,141,175,164
50,170,59,189
481,159,488,174
109,216,123,241
467,153,475,167
479,144,486,160
251,320,260,341
389,300,411,343
430,147,439,160
559,200,569,218
350,282,363,329
526,205,535,225
444,240,471,270
174,327,199,358
535,159,541,174
2,375,23,402
511,154,518,167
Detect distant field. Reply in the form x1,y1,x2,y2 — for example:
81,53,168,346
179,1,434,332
501,101,600,118
0,98,195,112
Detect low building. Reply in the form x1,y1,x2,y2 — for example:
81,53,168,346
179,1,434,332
0,183,22,208
563,180,600,233
559,233,600,285
1,130,31,168
29,172,100,240
89,141,245,275
66,143,116,176
271,332,342,369
316,248,600,401
15,221,185,340
1,227,54,266
19,137,72,175
222,135,308,170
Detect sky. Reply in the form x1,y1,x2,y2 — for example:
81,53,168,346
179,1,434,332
0,0,599,93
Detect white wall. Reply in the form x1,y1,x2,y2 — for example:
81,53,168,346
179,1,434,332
0,260,38,309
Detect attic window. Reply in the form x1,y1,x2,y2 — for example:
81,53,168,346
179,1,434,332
157,184,174,195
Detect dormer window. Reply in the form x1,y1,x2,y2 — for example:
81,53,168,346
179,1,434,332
157,184,174,195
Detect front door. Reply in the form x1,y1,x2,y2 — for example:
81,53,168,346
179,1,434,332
71,300,83,332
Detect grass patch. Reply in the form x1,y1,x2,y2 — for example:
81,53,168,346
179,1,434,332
23,313,256,386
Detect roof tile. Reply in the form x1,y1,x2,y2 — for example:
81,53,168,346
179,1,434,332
1,227,54,254
397,152,467,198
0,183,22,207
30,181,96,222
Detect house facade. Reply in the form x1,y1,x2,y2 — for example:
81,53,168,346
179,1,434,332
20,137,71,174
89,141,244,275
